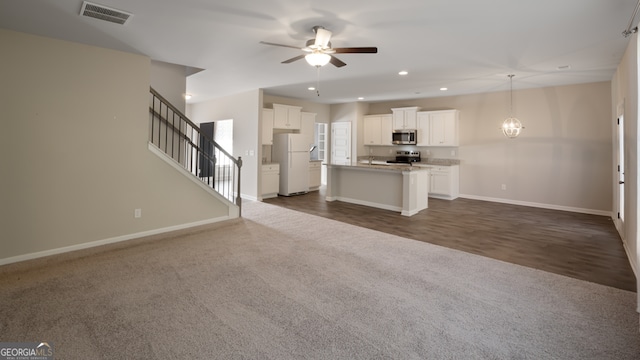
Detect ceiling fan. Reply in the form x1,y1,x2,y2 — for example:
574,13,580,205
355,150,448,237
260,26,378,68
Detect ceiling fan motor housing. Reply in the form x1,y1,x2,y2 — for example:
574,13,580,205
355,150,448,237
305,39,332,51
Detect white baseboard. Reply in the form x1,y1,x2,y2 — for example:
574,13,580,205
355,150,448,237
622,241,638,278
458,194,613,217
401,208,421,217
242,194,258,201
0,216,233,267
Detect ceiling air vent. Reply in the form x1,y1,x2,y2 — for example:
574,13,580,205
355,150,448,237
80,1,133,25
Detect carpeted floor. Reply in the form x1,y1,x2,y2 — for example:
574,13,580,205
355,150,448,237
1,200,639,359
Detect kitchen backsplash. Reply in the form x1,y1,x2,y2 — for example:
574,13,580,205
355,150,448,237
365,146,459,159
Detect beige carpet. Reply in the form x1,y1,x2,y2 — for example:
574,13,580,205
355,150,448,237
1,200,639,359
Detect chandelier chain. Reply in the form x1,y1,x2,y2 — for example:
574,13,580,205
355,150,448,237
509,74,514,116
501,74,523,138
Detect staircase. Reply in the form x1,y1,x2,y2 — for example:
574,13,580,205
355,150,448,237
148,87,242,215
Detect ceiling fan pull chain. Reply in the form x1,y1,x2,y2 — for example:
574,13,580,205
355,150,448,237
316,66,321,97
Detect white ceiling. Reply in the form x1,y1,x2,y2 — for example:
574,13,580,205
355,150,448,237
0,0,637,104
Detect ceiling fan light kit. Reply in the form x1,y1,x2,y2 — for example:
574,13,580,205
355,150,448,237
305,52,331,67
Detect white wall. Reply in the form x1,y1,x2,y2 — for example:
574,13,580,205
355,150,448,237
368,82,613,214
328,102,369,165
611,33,639,295
150,60,188,114
187,90,262,200
0,29,231,264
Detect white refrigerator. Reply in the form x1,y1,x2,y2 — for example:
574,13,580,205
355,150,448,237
272,133,310,196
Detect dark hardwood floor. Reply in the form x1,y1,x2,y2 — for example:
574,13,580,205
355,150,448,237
264,188,637,292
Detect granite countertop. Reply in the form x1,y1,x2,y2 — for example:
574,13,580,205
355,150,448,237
355,157,460,166
333,163,428,172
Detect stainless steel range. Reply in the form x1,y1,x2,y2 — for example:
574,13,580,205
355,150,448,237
387,150,421,164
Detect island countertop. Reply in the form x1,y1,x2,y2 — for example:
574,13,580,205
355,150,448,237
345,162,430,172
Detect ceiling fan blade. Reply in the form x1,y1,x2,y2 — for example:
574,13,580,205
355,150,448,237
329,55,346,68
314,28,332,48
281,54,306,64
333,47,378,54
259,41,301,50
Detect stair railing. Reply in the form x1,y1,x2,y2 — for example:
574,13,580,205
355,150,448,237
149,87,242,215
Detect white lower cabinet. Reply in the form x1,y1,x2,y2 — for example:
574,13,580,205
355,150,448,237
414,164,459,200
309,161,322,190
428,165,459,200
262,163,280,199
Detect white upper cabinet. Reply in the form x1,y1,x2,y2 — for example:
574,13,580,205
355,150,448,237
416,110,459,146
429,110,458,146
416,112,430,146
273,104,302,130
262,108,274,145
392,107,420,130
300,111,316,148
363,114,393,145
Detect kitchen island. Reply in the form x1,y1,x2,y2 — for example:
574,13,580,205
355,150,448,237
325,163,429,216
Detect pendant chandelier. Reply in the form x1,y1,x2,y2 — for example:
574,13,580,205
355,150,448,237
502,74,524,138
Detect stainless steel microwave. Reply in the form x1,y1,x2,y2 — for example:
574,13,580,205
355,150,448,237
392,129,417,145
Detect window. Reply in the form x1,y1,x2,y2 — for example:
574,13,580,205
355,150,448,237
214,119,233,154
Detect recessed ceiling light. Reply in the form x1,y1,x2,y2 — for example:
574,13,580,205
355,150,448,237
398,70,408,76
184,93,192,100
308,87,316,91
440,87,448,91
357,97,364,100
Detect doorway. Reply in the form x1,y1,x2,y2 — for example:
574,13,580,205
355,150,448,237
198,119,234,182
314,123,328,184
615,102,625,238
199,122,215,178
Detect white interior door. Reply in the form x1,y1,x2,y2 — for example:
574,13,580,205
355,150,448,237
331,122,351,165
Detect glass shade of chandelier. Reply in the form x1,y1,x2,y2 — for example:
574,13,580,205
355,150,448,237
502,74,524,138
502,117,523,138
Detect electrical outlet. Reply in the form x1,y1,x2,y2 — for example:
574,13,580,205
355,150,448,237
501,184,507,190
134,208,142,218
451,150,456,156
